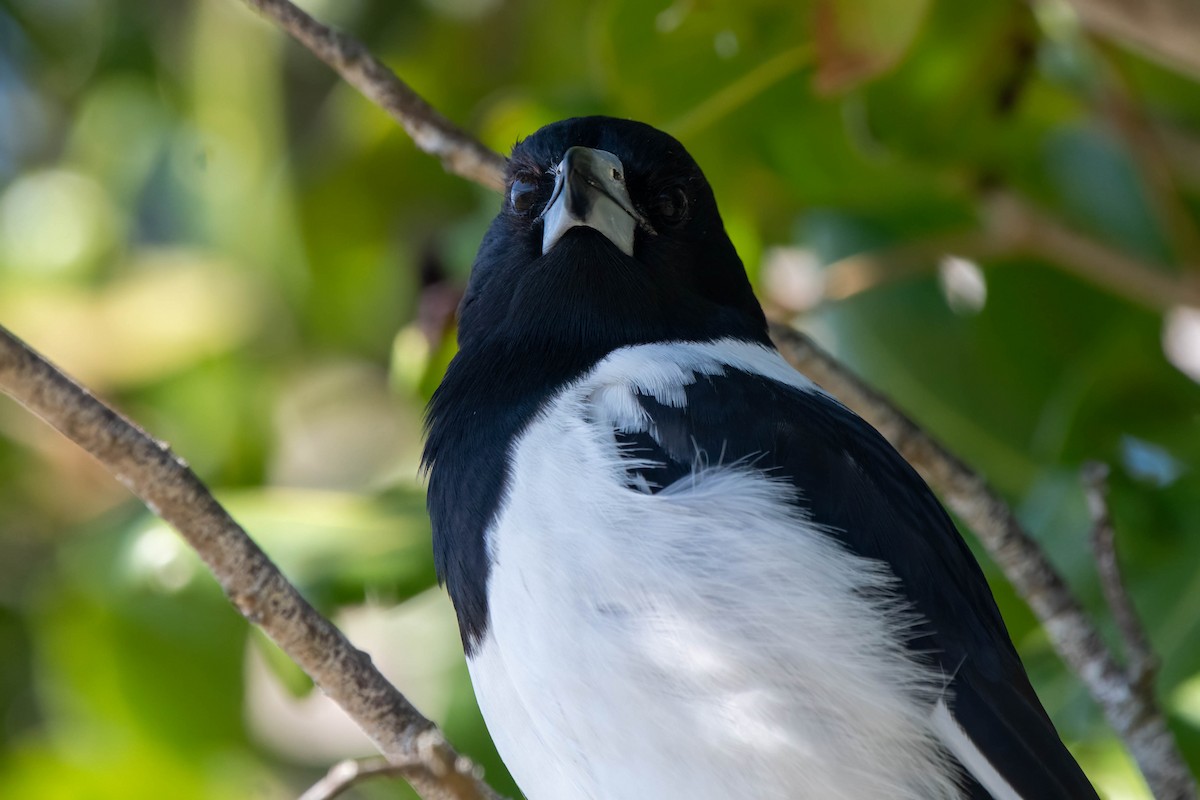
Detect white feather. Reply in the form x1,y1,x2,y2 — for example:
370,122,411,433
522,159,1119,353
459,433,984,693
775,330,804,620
933,699,1023,800
469,339,965,799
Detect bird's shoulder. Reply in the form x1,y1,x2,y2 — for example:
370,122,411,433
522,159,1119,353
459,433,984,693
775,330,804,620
577,337,1098,799
580,337,1008,661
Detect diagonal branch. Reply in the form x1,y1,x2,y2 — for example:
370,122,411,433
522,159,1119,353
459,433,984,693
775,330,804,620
1083,462,1160,692
984,192,1200,312
1063,0,1200,80
0,326,505,800
769,193,1200,314
242,0,507,192
299,757,416,800
770,326,1195,800
1087,36,1200,270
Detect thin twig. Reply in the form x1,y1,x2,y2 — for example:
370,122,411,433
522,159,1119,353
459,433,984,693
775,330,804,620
984,192,1200,312
1087,36,1200,270
770,326,1196,800
299,757,416,800
0,326,504,800
241,0,507,192
666,46,811,139
1063,0,1200,80
816,231,995,305
765,193,1199,314
1083,462,1160,692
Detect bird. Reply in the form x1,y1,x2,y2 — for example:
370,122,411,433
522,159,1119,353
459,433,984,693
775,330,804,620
422,116,1098,800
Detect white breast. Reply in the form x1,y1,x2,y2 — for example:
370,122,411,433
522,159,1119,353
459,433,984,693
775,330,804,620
468,340,964,800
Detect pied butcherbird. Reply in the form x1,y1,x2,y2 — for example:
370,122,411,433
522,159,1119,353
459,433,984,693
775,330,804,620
423,116,1098,800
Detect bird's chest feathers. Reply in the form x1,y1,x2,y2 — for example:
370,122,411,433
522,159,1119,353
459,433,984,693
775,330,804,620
483,341,780,628
467,341,960,800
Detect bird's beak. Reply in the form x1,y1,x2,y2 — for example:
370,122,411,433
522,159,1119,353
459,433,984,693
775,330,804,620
540,146,654,257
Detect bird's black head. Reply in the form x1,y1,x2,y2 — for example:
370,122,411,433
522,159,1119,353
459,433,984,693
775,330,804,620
456,116,769,360
425,118,770,649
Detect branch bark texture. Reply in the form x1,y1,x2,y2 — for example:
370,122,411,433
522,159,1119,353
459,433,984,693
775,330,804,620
299,757,413,800
242,0,507,192
0,326,503,800
1084,463,1160,697
770,326,1195,800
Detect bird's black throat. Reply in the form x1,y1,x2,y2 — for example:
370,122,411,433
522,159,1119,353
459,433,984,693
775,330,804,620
424,227,769,652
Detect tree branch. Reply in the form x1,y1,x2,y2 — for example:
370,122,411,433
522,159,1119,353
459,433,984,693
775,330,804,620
1087,36,1200,270
770,327,1196,799
299,757,419,800
812,231,995,307
242,0,507,192
984,192,1200,312
1083,462,1159,693
762,192,1199,315
0,326,504,800
1063,0,1200,80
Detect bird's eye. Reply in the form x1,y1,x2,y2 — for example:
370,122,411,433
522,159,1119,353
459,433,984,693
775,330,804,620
652,186,689,225
509,178,539,215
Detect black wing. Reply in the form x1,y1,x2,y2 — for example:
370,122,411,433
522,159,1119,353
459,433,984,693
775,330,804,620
614,367,1097,800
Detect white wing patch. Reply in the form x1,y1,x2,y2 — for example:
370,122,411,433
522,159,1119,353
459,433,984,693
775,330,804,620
933,700,1023,800
587,337,823,402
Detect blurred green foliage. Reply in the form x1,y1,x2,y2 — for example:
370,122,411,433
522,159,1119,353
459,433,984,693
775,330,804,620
0,0,1198,797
